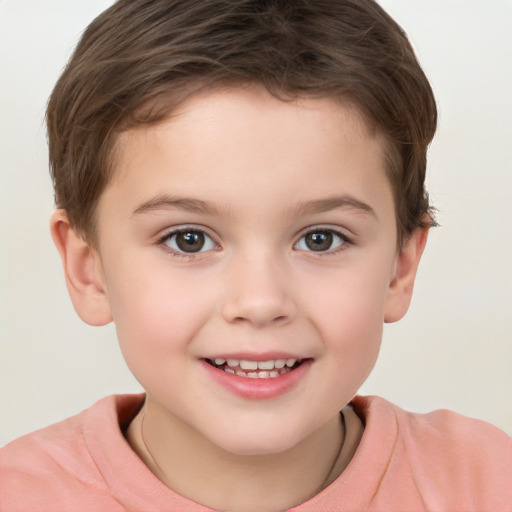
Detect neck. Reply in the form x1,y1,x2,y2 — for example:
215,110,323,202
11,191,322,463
126,398,346,512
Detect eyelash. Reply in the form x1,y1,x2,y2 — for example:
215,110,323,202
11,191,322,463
156,227,218,260
155,226,352,259
295,227,351,256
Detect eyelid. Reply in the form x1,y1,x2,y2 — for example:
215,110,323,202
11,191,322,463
156,225,220,258
294,226,352,254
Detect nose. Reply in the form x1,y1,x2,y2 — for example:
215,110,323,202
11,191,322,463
221,252,297,328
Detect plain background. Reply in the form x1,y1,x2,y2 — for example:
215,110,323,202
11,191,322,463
1,0,511,447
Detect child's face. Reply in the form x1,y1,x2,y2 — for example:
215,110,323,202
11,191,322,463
93,87,403,455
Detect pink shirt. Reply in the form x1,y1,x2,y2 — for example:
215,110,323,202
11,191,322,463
1,394,511,511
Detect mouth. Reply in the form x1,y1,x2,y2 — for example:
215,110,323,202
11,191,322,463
204,357,304,379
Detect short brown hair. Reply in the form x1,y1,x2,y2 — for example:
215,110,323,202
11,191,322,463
47,0,437,246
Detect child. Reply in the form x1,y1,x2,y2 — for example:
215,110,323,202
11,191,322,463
1,0,511,510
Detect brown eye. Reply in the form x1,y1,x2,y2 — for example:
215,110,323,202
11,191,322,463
295,229,347,253
176,231,205,252
305,231,333,251
163,229,216,254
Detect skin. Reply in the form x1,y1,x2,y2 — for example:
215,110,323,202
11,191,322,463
51,86,427,511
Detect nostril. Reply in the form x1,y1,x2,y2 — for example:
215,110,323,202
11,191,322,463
221,289,297,327
232,314,289,325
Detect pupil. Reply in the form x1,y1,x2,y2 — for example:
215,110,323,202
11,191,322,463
306,231,332,251
176,231,204,252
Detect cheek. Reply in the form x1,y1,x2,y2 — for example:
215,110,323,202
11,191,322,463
303,262,391,364
314,289,385,402
321,293,384,370
105,267,214,368
306,258,390,322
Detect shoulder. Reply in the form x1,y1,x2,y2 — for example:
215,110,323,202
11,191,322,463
1,394,145,512
351,395,512,510
353,394,512,458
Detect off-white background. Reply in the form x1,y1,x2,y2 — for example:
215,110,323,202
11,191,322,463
1,0,511,446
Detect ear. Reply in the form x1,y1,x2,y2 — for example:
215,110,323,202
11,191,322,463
384,227,429,323
50,210,113,326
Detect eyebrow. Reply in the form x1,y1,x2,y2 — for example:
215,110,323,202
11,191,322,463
290,196,377,218
133,194,376,219
133,195,228,216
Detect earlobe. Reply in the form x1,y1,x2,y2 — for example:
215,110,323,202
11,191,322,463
384,227,429,323
50,210,113,326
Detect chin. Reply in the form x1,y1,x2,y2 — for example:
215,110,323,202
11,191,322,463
207,424,308,457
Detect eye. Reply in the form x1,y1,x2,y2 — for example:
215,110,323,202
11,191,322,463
162,228,217,254
295,229,347,253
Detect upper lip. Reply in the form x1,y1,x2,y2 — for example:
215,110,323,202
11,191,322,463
201,352,308,361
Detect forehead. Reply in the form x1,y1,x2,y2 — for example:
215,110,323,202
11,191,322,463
112,86,384,177
101,86,393,226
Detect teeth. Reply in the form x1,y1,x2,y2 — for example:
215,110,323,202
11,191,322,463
221,366,293,378
240,360,258,370
220,358,298,370
211,357,301,376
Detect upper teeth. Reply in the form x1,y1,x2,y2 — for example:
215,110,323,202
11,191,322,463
214,358,298,370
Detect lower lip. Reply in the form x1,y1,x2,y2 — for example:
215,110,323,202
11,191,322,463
201,360,312,400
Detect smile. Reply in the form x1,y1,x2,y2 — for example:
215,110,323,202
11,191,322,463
205,358,303,379
202,357,312,399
